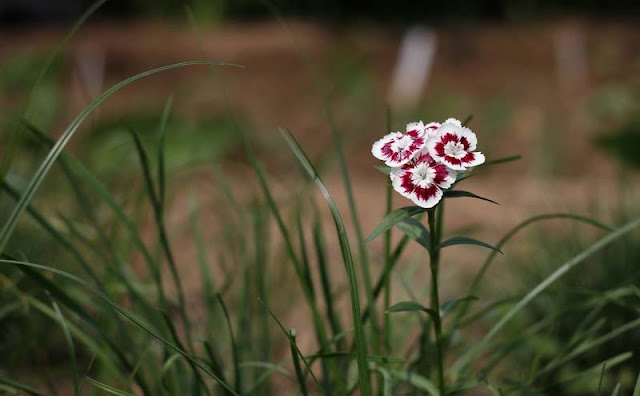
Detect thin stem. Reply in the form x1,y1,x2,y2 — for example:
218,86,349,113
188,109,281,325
383,179,393,353
427,208,445,395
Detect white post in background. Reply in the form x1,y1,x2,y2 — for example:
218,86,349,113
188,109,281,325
388,26,437,111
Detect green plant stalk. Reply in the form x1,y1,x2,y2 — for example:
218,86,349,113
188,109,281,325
427,208,445,394
383,179,393,353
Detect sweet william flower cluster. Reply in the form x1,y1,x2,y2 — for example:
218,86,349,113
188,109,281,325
372,118,485,208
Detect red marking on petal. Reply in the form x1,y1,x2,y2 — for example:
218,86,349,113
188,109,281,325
444,156,462,166
432,164,450,184
414,184,439,202
461,152,475,164
381,141,394,157
406,130,420,138
441,133,459,143
434,142,446,157
460,137,470,150
400,172,416,195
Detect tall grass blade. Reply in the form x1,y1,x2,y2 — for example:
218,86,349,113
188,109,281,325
50,296,79,396
281,128,371,395
85,377,136,396
0,258,239,395
0,375,49,396
449,213,614,336
289,330,310,396
217,293,242,395
451,217,640,376
0,61,239,256
157,97,173,208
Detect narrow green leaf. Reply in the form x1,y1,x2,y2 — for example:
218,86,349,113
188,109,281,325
0,60,240,256
0,374,49,396
452,217,640,375
281,129,370,395
396,218,430,251
375,165,392,175
461,114,473,126
388,370,439,396
483,155,522,167
217,294,242,395
439,236,503,254
1,258,238,395
633,370,640,396
443,190,499,205
85,377,135,396
386,301,429,313
289,330,310,396
366,206,427,243
50,297,79,396
440,296,478,316
156,96,173,208
611,383,620,396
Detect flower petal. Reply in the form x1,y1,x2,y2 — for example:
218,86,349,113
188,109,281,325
443,118,462,127
460,151,485,168
406,121,425,135
372,130,426,167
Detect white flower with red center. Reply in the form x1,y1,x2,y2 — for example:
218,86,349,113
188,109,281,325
390,151,457,208
371,121,436,167
427,120,485,171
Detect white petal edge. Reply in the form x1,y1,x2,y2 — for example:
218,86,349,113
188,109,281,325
372,131,403,162
409,186,443,208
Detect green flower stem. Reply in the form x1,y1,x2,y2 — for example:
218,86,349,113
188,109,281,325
383,179,393,353
427,207,445,395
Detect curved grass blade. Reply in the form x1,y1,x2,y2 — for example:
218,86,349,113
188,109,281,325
388,370,439,396
451,217,640,376
281,129,371,395
85,377,136,396
366,206,427,243
0,374,49,396
634,371,640,396
0,60,240,255
0,258,239,395
443,190,499,205
483,155,522,167
449,213,614,332
439,236,503,254
22,120,167,308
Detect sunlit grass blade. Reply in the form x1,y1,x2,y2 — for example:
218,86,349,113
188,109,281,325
0,60,240,256
85,377,136,396
451,217,640,376
281,128,371,395
388,370,439,396
0,258,239,395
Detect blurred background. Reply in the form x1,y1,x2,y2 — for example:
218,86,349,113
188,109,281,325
1,0,640,394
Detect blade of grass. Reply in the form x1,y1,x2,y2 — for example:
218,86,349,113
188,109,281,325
156,96,173,208
289,329,310,396
85,377,136,396
50,295,79,396
449,213,614,337
0,374,49,396
0,60,240,256
217,293,242,395
1,258,238,395
281,129,371,395
451,217,640,376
